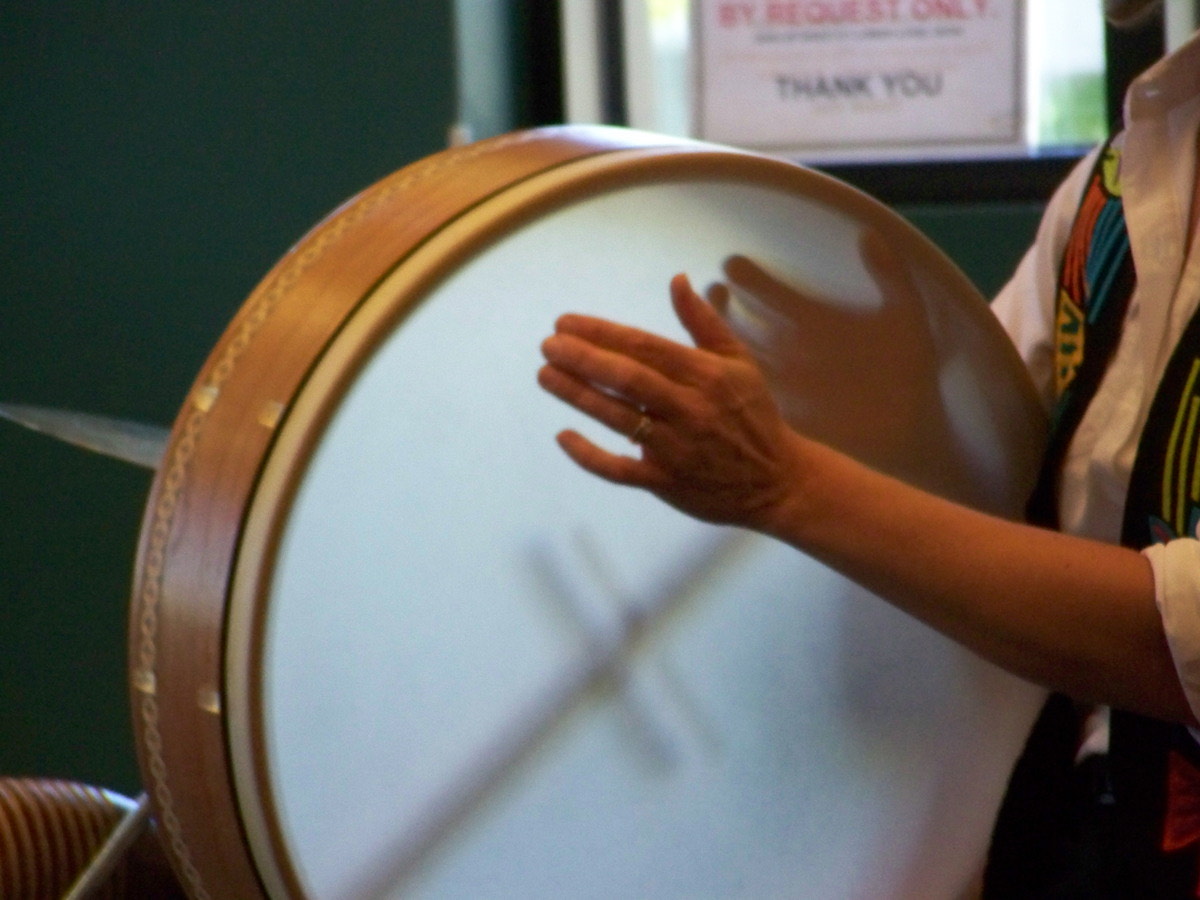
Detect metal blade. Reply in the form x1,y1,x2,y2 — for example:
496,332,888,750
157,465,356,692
0,402,169,470
63,792,153,900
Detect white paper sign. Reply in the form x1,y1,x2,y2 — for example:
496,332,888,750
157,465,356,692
695,0,1024,160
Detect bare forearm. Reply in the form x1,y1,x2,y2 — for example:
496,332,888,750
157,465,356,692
540,277,1194,725
772,433,1191,724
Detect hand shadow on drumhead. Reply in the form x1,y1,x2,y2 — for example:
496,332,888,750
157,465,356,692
712,237,1033,894
709,230,967,500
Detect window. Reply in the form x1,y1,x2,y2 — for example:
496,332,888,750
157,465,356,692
559,0,1172,201
622,0,1105,160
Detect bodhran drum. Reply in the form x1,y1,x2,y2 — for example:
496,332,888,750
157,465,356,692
129,126,1049,899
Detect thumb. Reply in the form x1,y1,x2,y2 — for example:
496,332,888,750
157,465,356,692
670,273,748,359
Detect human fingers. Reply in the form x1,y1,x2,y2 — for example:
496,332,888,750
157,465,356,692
552,311,703,382
537,362,657,444
668,273,749,359
553,429,663,489
540,329,690,422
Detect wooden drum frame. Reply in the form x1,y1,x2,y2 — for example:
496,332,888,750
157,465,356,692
129,126,1048,899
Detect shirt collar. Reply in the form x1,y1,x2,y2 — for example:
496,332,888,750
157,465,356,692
1125,28,1200,121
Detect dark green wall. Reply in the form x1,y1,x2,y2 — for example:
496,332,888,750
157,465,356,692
0,4,457,795
0,2,1044,802
901,202,1042,300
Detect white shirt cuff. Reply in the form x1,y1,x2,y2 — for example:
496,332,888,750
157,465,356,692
1145,538,1200,724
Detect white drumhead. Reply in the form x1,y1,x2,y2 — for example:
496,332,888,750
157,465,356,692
226,149,1045,898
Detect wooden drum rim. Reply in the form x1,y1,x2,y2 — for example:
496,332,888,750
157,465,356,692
128,124,1036,899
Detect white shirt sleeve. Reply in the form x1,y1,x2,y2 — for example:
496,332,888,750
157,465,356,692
1145,539,1200,723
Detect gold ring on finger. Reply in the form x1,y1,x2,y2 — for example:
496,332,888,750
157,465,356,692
629,415,653,445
